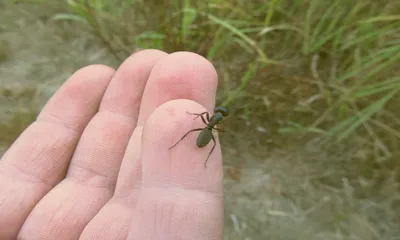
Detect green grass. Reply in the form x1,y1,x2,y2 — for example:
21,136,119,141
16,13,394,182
0,85,40,148
55,0,400,145
1,0,400,239
0,109,38,147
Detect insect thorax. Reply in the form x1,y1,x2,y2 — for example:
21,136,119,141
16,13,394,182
209,112,224,126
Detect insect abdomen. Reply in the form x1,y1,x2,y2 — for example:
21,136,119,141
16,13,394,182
196,129,213,148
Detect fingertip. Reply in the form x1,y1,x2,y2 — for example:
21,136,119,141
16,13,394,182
140,99,223,193
143,99,209,162
38,64,115,130
129,48,168,57
137,51,218,126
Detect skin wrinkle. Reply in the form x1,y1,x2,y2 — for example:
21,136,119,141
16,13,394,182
114,144,142,197
0,183,25,212
164,200,175,235
67,111,134,188
28,185,109,240
69,156,116,186
154,198,162,233
113,128,143,199
180,203,191,234
156,200,175,236
46,199,69,238
140,186,223,202
102,98,141,118
0,132,74,187
68,158,120,188
80,198,133,239
95,110,137,127
103,203,124,235
37,112,84,133
139,189,219,239
49,198,78,238
81,196,101,227
67,165,112,189
113,186,142,205
1,155,57,187
167,202,174,234
47,198,65,226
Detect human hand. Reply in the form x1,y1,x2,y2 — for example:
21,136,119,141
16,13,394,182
0,50,223,240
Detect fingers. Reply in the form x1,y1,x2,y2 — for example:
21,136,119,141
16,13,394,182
99,49,168,123
66,49,167,187
0,65,114,239
115,51,219,195
80,52,220,239
127,100,224,239
17,50,167,240
78,128,143,240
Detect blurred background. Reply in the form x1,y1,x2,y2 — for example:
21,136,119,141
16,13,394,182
1,0,399,239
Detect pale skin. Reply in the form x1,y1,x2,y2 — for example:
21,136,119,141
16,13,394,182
0,50,224,240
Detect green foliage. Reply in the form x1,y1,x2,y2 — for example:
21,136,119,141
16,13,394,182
55,0,400,149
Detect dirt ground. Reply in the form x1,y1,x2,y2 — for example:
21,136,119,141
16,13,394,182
1,3,398,240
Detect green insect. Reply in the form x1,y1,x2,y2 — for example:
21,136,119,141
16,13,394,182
169,106,229,167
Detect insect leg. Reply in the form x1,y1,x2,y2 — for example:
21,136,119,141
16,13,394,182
186,111,209,125
204,134,217,168
186,111,207,118
205,112,211,122
196,112,211,124
169,128,204,150
212,127,225,132
198,113,210,125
